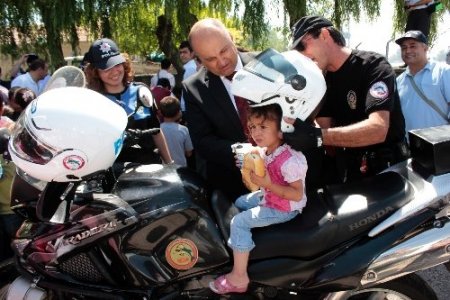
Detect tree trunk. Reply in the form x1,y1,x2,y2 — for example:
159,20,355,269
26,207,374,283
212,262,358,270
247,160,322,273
69,24,80,56
100,0,112,38
35,0,65,70
283,0,306,28
156,15,183,81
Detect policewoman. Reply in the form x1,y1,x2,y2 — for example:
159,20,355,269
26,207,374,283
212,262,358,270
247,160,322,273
85,38,172,164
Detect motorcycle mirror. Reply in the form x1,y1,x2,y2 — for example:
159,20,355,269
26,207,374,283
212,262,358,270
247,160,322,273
43,66,86,93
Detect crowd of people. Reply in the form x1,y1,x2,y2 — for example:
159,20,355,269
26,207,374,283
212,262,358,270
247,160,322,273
1,10,450,294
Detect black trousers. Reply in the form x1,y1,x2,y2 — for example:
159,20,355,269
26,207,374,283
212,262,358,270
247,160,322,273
406,8,432,38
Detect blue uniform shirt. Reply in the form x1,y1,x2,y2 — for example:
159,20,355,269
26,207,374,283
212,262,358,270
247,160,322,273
104,84,152,121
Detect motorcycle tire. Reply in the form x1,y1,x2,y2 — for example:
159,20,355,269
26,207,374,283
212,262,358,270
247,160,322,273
344,273,437,300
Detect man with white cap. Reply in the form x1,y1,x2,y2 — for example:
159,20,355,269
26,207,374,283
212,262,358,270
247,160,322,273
396,30,450,134
284,15,408,183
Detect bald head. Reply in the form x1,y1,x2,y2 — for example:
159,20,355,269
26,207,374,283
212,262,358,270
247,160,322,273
188,18,238,77
189,18,231,44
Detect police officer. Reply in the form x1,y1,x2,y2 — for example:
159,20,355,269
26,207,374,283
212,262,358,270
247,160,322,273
84,38,172,165
284,16,409,184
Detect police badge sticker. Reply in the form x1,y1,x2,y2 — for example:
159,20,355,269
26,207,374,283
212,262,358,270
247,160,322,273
165,238,199,270
347,90,357,110
369,81,389,100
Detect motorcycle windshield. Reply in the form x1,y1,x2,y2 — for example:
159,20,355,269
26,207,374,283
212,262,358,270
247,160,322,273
43,65,86,93
10,115,58,165
243,48,298,84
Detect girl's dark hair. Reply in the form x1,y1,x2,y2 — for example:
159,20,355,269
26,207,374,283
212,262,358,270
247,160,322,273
85,52,134,94
247,104,282,130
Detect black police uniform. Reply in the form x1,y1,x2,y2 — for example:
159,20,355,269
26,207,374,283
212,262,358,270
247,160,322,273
318,50,408,183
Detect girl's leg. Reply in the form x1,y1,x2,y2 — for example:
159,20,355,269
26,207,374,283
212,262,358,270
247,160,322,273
227,250,250,287
235,191,262,211
211,207,298,294
224,206,297,288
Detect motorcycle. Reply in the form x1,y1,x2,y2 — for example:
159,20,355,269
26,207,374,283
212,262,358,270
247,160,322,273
2,60,450,300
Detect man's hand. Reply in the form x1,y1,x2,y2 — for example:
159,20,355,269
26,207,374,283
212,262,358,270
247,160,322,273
283,118,323,151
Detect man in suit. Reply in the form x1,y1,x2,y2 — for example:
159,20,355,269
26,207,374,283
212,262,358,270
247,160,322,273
183,18,256,200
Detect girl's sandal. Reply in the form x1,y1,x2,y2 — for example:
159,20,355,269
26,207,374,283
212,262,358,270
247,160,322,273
209,275,248,295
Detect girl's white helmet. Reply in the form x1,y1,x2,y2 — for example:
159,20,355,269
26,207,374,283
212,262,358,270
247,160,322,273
231,49,326,132
9,87,127,182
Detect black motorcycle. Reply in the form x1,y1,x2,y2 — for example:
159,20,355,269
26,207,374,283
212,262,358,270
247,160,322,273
2,67,450,300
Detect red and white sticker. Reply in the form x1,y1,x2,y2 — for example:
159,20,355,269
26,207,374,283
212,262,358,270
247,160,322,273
63,155,85,170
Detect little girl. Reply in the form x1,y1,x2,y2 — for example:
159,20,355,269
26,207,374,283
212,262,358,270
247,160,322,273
209,103,308,294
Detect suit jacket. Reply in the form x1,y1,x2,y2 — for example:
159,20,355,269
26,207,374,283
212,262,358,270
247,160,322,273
183,52,257,200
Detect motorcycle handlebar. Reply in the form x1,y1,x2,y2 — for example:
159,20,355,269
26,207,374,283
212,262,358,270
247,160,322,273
124,128,160,147
127,128,160,138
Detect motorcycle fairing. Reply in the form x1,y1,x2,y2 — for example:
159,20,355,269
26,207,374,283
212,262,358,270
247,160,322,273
212,171,413,260
298,207,437,291
370,161,450,236
17,194,139,278
245,206,436,291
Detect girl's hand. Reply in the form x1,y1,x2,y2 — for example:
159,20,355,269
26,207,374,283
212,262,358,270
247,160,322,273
249,170,271,189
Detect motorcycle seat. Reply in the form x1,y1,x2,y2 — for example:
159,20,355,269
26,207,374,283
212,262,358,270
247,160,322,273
213,171,413,260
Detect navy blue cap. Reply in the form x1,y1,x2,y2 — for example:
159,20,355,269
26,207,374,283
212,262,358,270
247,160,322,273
395,30,428,45
86,38,125,70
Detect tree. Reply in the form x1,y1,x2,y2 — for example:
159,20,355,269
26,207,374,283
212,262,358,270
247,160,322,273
1,0,448,74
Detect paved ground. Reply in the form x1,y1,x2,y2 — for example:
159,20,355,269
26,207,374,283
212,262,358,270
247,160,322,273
418,264,450,300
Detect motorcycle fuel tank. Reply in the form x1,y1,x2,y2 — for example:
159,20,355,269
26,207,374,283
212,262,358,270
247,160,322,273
112,164,230,284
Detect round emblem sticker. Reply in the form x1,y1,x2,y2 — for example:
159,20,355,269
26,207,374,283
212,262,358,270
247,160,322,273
63,155,85,170
369,81,389,99
165,238,199,270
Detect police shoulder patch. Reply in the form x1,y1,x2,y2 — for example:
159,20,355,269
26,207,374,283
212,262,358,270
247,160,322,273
369,81,389,99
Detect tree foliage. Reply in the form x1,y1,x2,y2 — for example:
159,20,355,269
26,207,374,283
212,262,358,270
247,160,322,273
1,0,448,73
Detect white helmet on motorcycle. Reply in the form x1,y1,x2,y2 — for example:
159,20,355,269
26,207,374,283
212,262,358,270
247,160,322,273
9,87,127,182
231,49,326,132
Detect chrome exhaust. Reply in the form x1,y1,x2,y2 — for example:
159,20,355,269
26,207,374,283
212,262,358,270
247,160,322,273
361,219,450,286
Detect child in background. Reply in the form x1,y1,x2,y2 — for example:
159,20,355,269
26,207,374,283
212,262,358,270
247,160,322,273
159,96,193,167
151,78,172,122
8,87,36,121
209,104,308,294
